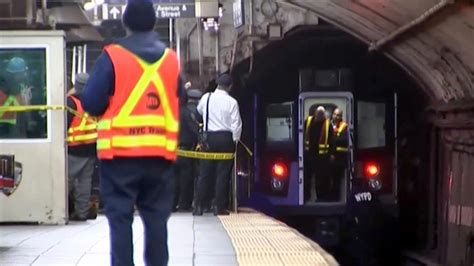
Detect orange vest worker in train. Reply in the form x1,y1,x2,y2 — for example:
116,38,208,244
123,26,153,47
330,107,349,201
331,108,349,155
80,0,184,265
66,73,98,222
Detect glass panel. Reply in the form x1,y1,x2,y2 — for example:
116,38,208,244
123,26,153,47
357,101,385,149
267,118,292,142
265,102,293,142
0,48,47,139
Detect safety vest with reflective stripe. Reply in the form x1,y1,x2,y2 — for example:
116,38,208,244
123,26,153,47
333,121,348,153
0,90,21,125
304,116,330,154
67,96,97,146
97,44,180,161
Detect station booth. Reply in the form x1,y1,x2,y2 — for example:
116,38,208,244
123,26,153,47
0,31,67,224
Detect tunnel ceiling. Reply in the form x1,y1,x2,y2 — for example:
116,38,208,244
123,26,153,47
254,0,474,103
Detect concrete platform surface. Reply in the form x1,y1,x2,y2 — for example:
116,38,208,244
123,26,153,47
0,213,237,266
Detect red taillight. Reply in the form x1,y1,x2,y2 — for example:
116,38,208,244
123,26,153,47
272,162,288,180
364,163,380,178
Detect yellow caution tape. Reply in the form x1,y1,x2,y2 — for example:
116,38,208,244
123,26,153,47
0,104,66,112
0,104,253,160
0,104,96,123
178,149,234,160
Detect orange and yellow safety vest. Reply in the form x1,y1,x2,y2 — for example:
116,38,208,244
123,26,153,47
0,90,21,125
67,95,97,146
333,121,348,152
96,44,180,161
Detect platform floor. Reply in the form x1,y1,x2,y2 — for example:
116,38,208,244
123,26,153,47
0,211,337,266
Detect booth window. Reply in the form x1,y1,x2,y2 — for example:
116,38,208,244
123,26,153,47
0,48,47,139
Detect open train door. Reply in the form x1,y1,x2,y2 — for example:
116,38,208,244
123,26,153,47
298,92,354,206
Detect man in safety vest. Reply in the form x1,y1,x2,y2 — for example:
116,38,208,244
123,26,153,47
303,106,335,202
330,107,349,200
81,0,183,265
67,73,97,221
0,57,29,138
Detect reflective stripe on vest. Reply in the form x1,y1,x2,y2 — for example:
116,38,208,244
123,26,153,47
97,44,179,160
304,116,313,151
335,121,347,137
304,116,330,154
333,121,348,153
318,119,330,154
67,96,97,146
0,94,20,125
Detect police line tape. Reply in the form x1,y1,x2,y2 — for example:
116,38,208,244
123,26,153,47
0,105,94,123
0,105,252,160
177,149,234,160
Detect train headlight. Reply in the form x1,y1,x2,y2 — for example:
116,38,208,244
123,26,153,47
364,162,380,178
271,162,288,180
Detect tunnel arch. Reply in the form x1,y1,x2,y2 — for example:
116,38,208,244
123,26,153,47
232,22,428,111
229,0,474,103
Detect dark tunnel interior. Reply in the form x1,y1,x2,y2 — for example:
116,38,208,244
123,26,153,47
231,20,434,257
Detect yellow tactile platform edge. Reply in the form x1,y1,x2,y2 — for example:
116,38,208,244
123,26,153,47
218,208,339,266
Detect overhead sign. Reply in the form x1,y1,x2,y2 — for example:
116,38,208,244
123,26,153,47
100,0,196,20
233,0,244,28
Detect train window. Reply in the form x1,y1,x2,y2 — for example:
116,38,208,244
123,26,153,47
266,102,293,142
0,48,48,140
357,101,385,149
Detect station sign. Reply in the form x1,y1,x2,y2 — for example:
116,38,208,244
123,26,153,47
100,0,196,20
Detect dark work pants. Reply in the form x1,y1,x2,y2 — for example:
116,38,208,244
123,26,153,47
100,158,174,266
304,156,331,202
174,144,195,209
330,156,347,201
195,131,234,211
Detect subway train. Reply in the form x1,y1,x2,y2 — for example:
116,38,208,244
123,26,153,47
236,68,400,254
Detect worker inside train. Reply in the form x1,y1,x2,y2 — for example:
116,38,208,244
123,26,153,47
330,107,349,201
304,105,336,202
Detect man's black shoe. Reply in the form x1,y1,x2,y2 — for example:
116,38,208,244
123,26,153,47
213,209,230,216
192,206,203,216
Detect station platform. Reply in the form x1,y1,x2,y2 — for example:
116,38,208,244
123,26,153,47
0,209,338,266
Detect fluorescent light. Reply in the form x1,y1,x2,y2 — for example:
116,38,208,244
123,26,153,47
84,2,95,11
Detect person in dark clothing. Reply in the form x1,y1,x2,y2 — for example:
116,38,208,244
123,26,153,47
81,0,184,265
173,88,202,212
66,73,97,221
303,106,335,202
342,178,382,266
330,107,349,201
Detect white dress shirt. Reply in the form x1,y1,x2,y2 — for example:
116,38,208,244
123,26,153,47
197,89,242,141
